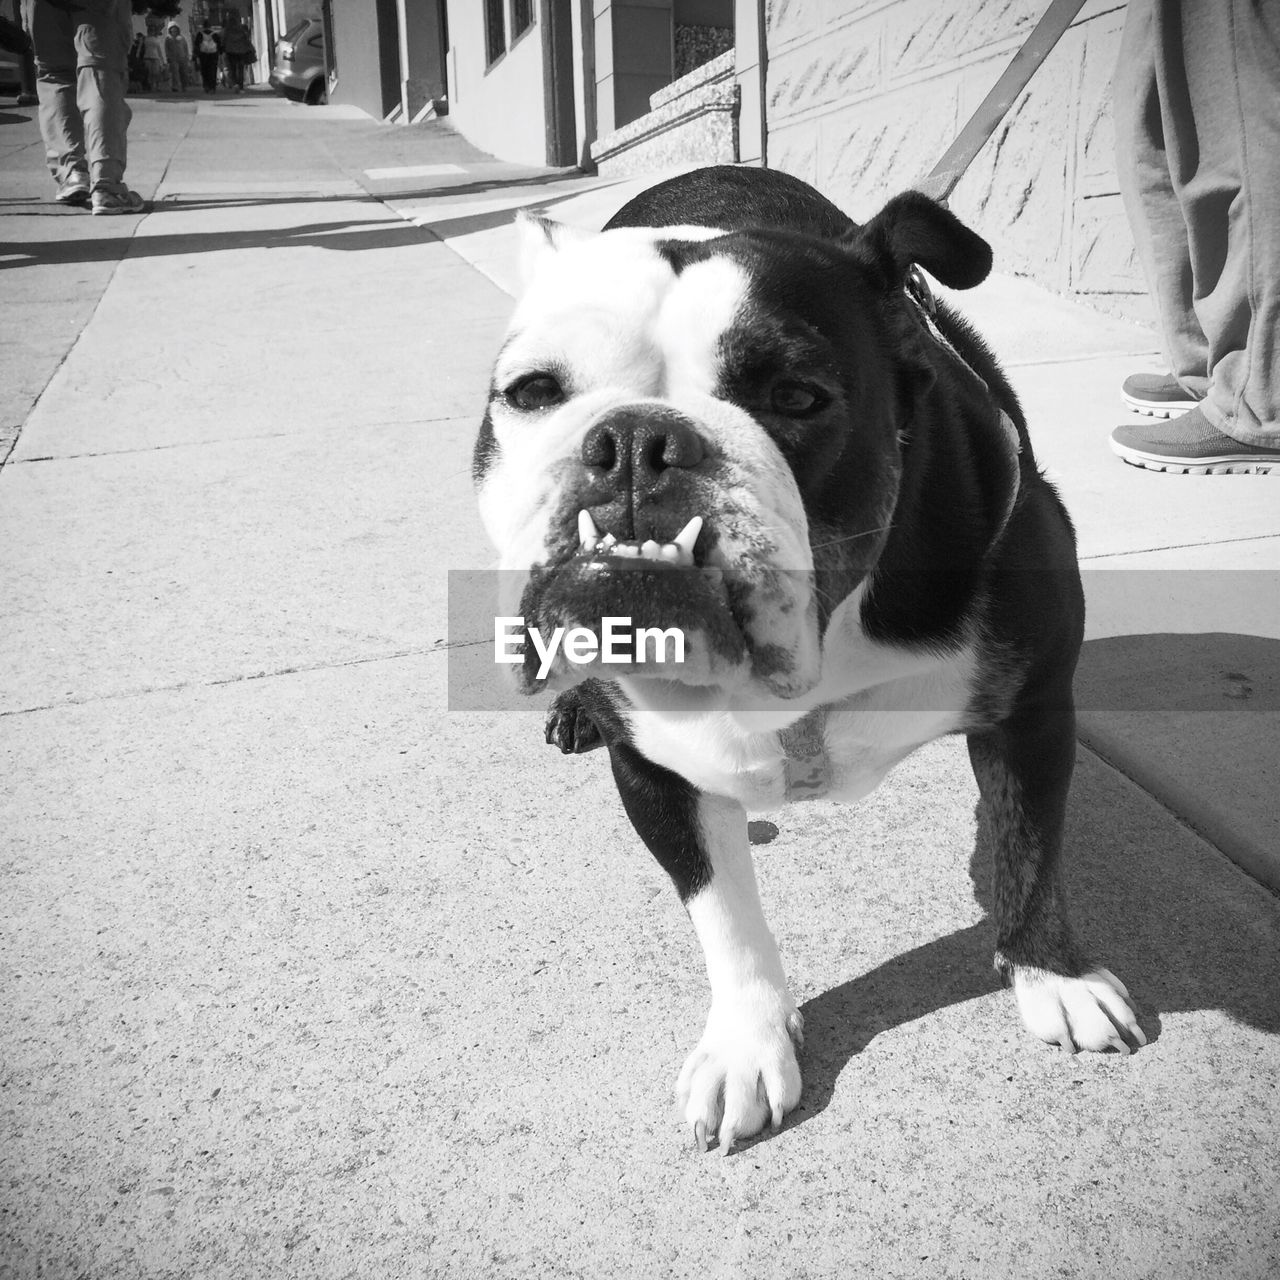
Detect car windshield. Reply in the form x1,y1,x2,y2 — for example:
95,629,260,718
282,20,311,42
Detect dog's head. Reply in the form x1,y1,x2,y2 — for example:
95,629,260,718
474,191,991,704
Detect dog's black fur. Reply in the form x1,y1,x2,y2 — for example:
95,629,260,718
548,167,1086,979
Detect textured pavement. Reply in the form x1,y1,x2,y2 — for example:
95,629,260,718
2,92,1278,1279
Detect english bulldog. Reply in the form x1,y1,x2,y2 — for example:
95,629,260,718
473,165,1144,1154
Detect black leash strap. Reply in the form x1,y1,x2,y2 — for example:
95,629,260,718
915,0,1089,204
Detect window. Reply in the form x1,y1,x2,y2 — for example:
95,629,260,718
511,0,534,39
485,0,506,65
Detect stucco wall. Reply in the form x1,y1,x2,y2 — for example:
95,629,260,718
762,0,1148,321
444,1,549,165
328,0,399,119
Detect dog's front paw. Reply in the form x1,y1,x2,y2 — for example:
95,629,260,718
677,988,804,1154
545,689,604,754
1013,966,1147,1054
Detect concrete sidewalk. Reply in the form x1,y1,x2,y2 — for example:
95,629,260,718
1,93,1277,1279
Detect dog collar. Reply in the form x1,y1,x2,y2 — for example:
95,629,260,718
778,706,832,802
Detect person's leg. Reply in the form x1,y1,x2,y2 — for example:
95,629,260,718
1114,0,1210,400
74,1,131,196
25,0,89,195
1155,0,1280,445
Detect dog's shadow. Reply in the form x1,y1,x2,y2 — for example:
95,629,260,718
788,747,1280,1130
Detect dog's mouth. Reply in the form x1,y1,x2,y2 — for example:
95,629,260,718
507,502,750,694
572,510,705,570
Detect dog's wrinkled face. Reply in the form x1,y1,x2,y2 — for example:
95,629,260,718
474,215,925,702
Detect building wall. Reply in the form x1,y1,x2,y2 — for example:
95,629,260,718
594,0,675,134
328,0,401,119
442,0,549,164
571,0,595,167
396,0,447,118
760,0,1148,320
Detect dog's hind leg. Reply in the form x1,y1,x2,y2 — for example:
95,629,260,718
968,700,1146,1054
607,739,803,1153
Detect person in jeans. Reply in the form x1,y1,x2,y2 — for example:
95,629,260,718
220,10,252,94
192,20,220,94
23,0,145,215
1111,0,1280,474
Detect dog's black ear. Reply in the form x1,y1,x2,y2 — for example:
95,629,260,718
855,191,992,290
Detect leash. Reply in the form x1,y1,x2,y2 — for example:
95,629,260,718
900,0,1089,444
914,0,1089,205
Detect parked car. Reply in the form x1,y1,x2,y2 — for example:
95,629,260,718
269,17,326,105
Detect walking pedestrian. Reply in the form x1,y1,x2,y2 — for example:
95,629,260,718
1110,0,1280,475
22,0,146,215
165,23,191,94
220,11,253,95
193,19,220,94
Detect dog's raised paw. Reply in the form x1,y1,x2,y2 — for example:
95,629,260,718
1013,966,1147,1054
677,993,803,1154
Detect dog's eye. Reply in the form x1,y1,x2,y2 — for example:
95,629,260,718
507,373,564,411
770,381,827,417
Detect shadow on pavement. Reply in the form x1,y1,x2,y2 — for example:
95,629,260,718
0,216,444,266
1076,631,1280,712
0,185,594,267
786,632,1280,1141
370,170,608,202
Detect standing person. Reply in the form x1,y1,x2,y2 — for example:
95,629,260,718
164,22,191,93
23,0,145,214
220,10,253,95
1110,0,1280,475
192,19,220,94
142,24,167,93
128,31,148,92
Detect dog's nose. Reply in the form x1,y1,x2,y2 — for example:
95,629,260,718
581,406,706,495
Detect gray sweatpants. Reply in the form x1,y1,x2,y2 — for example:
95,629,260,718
1113,0,1280,446
24,0,133,195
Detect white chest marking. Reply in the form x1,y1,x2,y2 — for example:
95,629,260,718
627,640,976,814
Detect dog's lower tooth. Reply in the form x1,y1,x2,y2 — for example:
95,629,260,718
613,543,639,557
578,509,599,546
640,540,661,559
601,533,617,549
658,544,681,563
